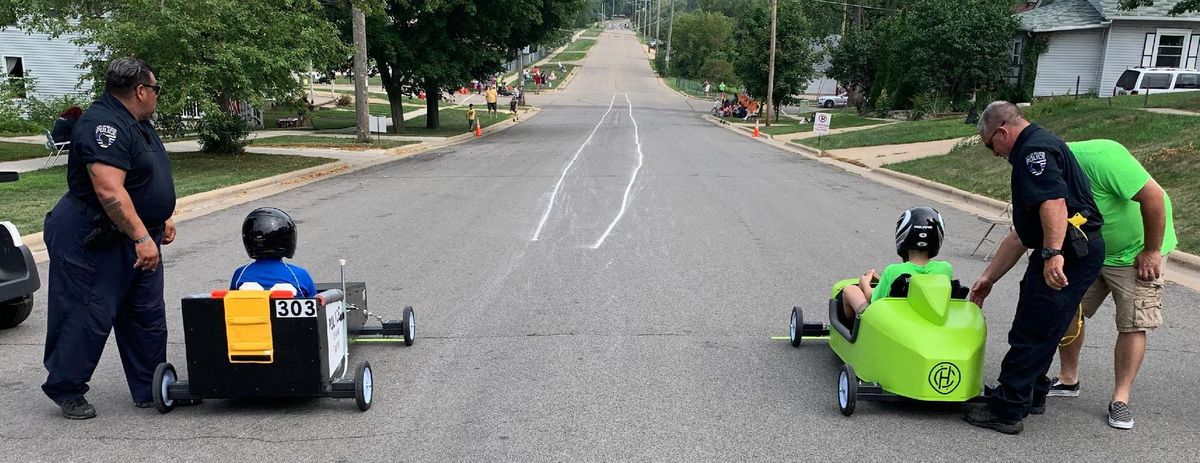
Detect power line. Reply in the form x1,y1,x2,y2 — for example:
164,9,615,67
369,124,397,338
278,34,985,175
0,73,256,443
809,0,899,12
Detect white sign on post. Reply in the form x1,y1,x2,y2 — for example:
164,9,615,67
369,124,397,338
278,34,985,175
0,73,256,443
369,115,388,134
813,112,832,135
324,300,348,378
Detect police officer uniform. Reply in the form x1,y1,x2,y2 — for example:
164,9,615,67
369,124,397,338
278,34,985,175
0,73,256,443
42,91,175,406
989,123,1105,422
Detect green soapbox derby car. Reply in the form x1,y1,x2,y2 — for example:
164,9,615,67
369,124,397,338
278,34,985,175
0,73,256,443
788,273,987,416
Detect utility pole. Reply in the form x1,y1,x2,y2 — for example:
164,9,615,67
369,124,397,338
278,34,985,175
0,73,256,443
655,0,661,42
765,0,777,126
351,1,371,142
665,0,674,74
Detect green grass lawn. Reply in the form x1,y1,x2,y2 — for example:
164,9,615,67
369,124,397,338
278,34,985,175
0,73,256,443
332,76,383,86
551,51,588,62
1097,91,1200,112
0,140,48,162
804,117,975,150
0,152,335,234
761,114,888,136
251,135,418,150
887,98,1200,254
564,38,597,54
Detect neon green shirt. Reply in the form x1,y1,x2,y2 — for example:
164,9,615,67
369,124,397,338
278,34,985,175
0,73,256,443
872,260,955,303
1068,140,1176,267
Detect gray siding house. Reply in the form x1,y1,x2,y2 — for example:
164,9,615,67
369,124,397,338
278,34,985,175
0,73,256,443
1017,0,1200,97
0,23,92,100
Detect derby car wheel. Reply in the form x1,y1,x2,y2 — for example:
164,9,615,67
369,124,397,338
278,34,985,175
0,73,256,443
0,295,34,329
152,363,177,414
789,307,803,348
838,363,857,416
401,306,416,346
355,361,374,411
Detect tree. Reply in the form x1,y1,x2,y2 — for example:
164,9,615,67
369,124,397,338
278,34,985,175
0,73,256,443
14,0,348,152
732,1,819,116
827,28,877,111
344,0,579,131
871,0,1017,110
1118,0,1200,14
665,10,733,79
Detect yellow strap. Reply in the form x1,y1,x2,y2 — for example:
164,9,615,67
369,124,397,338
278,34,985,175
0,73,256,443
1058,304,1084,347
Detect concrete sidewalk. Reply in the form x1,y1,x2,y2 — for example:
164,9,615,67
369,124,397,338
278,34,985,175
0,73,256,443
823,137,965,168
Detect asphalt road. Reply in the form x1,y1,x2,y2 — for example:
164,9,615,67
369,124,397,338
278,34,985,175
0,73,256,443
3,28,1199,461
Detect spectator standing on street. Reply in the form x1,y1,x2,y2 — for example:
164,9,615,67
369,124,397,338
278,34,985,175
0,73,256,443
965,101,1105,435
1048,139,1177,430
704,80,711,97
42,57,184,420
485,85,499,116
466,104,478,130
718,81,727,94
509,94,519,121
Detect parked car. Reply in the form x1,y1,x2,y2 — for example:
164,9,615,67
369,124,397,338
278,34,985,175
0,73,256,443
1,172,39,329
817,93,849,108
648,38,662,49
1114,67,1200,96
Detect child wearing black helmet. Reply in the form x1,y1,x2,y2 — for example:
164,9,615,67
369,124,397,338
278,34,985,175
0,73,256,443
840,206,954,321
230,207,318,298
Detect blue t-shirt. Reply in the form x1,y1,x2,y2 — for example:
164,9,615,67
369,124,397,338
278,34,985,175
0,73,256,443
230,259,318,298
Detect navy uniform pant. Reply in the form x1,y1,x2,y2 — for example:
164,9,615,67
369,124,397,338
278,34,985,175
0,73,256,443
989,237,1104,421
41,196,166,404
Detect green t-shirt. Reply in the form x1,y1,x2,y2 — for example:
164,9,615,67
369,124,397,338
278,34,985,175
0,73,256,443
1067,140,1177,267
872,260,955,303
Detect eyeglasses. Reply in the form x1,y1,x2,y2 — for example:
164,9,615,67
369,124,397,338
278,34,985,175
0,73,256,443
983,121,1005,151
141,83,161,96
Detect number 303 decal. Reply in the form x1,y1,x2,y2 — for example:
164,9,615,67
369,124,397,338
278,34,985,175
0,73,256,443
274,299,318,318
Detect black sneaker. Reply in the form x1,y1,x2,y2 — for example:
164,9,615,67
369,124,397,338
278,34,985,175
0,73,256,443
1046,377,1080,397
1108,401,1134,430
964,405,1024,435
983,384,1044,415
57,397,97,420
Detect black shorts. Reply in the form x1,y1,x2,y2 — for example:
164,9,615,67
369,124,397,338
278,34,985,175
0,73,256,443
487,102,497,111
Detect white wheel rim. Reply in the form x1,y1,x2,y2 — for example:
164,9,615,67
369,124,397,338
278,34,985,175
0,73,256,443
407,312,415,340
162,370,175,407
839,371,848,408
789,312,797,341
363,367,373,404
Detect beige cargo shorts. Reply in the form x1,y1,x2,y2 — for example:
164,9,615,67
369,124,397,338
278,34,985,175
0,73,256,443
1080,259,1165,333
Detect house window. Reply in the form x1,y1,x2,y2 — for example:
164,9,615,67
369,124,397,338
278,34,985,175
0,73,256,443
1011,38,1023,67
2,56,27,99
1152,29,1191,68
1008,37,1023,85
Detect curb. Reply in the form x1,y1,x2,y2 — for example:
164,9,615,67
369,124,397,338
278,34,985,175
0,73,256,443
701,114,1200,276
21,106,543,261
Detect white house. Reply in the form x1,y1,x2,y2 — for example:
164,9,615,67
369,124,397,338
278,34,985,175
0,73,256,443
1017,0,1200,97
0,22,92,100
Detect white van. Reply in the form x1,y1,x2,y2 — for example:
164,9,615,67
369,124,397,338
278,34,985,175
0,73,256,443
1113,67,1200,96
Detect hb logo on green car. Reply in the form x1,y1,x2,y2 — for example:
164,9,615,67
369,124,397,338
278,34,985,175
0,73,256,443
928,362,961,395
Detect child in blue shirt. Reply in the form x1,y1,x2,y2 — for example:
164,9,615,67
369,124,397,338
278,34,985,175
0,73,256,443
231,207,318,298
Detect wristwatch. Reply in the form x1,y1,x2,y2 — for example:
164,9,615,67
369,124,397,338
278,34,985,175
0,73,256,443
1039,248,1063,259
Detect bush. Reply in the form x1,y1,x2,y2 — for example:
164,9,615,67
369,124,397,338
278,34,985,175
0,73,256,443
336,95,352,107
699,59,738,87
197,111,251,154
24,93,93,128
911,92,952,120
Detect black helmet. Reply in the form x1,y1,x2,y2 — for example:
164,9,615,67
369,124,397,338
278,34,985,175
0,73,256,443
242,207,297,259
895,206,945,260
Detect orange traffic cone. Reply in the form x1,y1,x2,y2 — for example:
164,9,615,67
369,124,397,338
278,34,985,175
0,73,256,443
753,119,760,138
474,123,482,137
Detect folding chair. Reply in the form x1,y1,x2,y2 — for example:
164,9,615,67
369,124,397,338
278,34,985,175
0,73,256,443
43,129,70,168
972,203,1013,261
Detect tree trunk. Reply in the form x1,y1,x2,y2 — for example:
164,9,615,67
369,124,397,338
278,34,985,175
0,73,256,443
378,65,405,134
424,80,440,129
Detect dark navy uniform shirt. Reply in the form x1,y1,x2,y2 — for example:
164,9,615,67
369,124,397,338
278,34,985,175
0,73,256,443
1008,123,1103,250
68,92,176,227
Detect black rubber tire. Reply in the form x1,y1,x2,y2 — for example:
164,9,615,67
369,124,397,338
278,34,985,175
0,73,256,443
823,100,834,108
152,363,176,414
839,363,857,417
0,295,34,329
354,360,373,411
789,307,803,348
401,306,416,347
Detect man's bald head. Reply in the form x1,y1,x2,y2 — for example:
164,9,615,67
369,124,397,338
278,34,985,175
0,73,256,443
978,101,1026,135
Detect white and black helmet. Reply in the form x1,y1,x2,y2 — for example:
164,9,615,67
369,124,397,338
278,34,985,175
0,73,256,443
895,206,945,260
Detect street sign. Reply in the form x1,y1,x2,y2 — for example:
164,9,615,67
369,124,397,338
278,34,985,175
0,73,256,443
813,112,832,135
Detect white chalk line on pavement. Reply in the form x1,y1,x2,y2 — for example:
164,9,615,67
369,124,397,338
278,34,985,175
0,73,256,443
590,93,644,249
530,93,618,241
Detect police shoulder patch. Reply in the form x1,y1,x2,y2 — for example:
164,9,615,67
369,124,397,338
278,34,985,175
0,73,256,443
1025,151,1047,176
95,124,118,149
